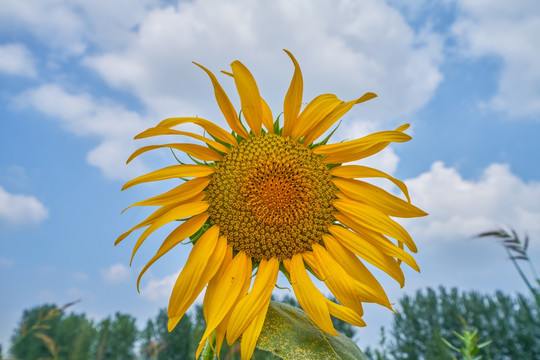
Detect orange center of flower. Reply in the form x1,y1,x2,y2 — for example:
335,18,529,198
205,133,336,261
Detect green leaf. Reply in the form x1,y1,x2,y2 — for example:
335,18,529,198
255,301,367,360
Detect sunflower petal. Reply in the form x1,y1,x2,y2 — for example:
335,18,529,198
240,300,271,360
227,257,279,343
122,164,214,191
130,199,208,264
201,251,252,343
333,179,427,218
136,213,209,291
322,233,389,303
326,300,366,328
193,62,250,139
330,165,411,202
334,212,420,272
231,61,263,136
326,228,405,287
261,97,274,134
167,227,226,329
122,177,210,213
314,125,410,163
134,127,229,153
333,198,417,252
155,117,237,145
115,204,177,245
127,143,221,164
312,244,391,310
282,50,303,138
304,92,377,145
290,254,336,335
292,94,342,141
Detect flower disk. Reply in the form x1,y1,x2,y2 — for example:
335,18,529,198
206,134,336,261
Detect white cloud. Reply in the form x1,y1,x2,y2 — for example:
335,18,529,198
140,272,178,302
0,0,159,55
85,0,443,125
101,263,131,283
140,270,207,305
404,161,540,241
452,0,540,118
0,185,48,226
0,43,37,77
18,84,149,180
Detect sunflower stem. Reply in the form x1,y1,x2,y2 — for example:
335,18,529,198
200,339,217,360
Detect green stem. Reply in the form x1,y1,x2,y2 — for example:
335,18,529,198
200,340,217,360
505,247,535,294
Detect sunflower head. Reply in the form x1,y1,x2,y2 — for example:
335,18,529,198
118,50,427,360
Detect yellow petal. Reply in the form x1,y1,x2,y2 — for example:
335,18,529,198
326,227,405,287
315,125,410,163
261,97,274,134
130,199,208,264
193,62,250,139
282,50,303,138
240,300,271,360
333,179,427,218
322,232,389,303
200,251,252,343
290,253,337,335
122,164,214,191
231,61,262,136
167,227,226,329
127,143,221,164
333,198,417,252
122,176,210,213
313,131,410,164
134,127,229,153
227,258,279,343
155,117,237,145
292,94,341,141
116,203,177,246
304,92,377,145
334,212,420,272
312,244,390,310
330,165,411,202
326,300,366,328
136,213,209,291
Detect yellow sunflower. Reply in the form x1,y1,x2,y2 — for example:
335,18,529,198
118,50,426,360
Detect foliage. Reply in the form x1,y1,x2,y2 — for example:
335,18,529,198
364,287,540,360
256,301,366,360
9,301,95,360
94,313,138,360
441,318,492,360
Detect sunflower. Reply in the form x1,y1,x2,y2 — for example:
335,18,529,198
118,50,426,360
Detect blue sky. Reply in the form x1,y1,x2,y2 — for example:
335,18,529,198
1,0,540,351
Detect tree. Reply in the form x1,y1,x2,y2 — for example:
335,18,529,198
365,287,540,360
10,303,95,360
94,313,138,360
140,309,193,360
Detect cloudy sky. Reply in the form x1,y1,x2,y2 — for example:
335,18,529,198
1,0,540,351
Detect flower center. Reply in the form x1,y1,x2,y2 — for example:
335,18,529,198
205,133,336,261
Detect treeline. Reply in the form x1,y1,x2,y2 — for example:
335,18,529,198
4,289,539,360
364,287,540,360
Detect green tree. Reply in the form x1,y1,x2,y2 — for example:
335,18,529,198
140,309,192,360
365,287,540,360
10,303,95,360
94,313,138,360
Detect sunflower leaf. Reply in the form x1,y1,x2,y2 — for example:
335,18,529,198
255,301,367,360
